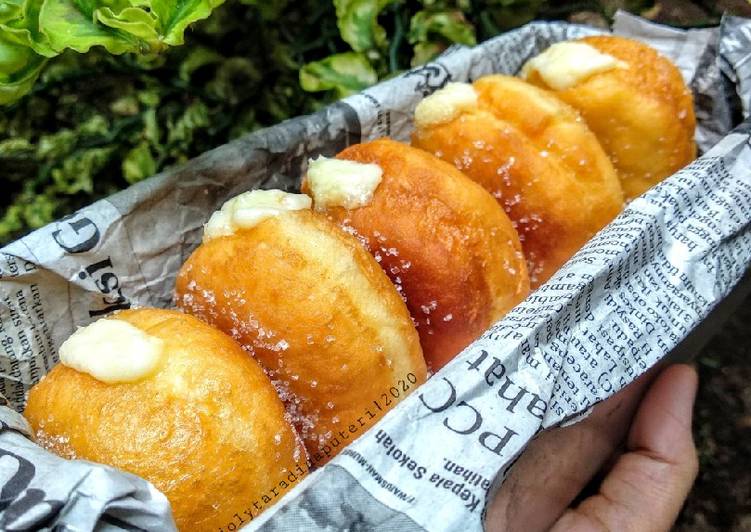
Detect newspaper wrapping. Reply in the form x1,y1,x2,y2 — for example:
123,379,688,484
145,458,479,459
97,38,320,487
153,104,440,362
0,11,749,532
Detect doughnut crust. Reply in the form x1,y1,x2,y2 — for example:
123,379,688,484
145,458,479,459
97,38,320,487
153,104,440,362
523,36,696,200
24,308,305,531
303,139,530,371
473,75,622,200
175,209,427,464
412,79,623,287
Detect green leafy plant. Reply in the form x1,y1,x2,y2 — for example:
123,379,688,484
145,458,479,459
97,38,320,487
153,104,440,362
0,0,227,104
300,0,478,97
4,0,737,245
0,0,339,242
298,0,672,97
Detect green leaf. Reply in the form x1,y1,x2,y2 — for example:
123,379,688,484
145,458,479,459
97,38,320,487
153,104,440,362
0,137,35,179
0,189,57,236
79,113,110,137
122,140,156,183
94,6,161,44
150,0,225,46
142,107,160,144
334,0,396,52
38,0,155,54
0,35,30,74
0,202,26,242
37,113,110,159
179,45,223,81
300,51,377,98
167,99,209,146
137,87,161,107
23,193,57,228
36,128,76,159
1,0,56,57
110,94,139,115
0,136,32,155
38,0,227,53
0,3,50,104
0,0,228,103
51,146,115,194
408,10,476,46
0,0,23,25
0,35,46,103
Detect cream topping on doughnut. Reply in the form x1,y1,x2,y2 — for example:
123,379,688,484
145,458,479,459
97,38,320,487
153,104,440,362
204,189,312,241
414,82,478,128
521,41,626,90
59,319,164,383
305,156,383,210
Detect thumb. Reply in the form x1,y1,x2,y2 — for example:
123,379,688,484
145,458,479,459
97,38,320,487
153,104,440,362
551,364,699,532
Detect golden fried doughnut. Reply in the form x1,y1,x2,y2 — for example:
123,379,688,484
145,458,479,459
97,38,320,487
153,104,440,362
175,192,427,465
302,139,530,372
522,36,696,199
25,308,305,531
412,80,623,287
473,75,621,197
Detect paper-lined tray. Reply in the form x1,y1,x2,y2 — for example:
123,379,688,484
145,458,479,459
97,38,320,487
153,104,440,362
0,11,749,531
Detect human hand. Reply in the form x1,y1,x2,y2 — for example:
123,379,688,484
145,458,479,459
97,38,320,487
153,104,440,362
551,364,699,532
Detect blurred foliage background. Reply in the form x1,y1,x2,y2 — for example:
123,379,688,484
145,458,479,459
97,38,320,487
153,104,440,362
2,0,747,245
1,1,751,531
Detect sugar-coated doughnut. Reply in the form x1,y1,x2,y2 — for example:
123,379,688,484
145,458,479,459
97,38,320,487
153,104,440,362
302,139,530,371
175,191,427,464
473,75,621,199
522,36,696,199
24,308,306,531
412,79,623,287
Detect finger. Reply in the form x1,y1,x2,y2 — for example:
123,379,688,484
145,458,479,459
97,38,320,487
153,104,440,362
551,364,699,532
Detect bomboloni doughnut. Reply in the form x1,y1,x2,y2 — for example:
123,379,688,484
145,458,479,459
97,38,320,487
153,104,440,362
175,189,427,464
24,308,306,531
473,75,621,197
302,139,530,371
521,36,696,200
412,80,623,287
